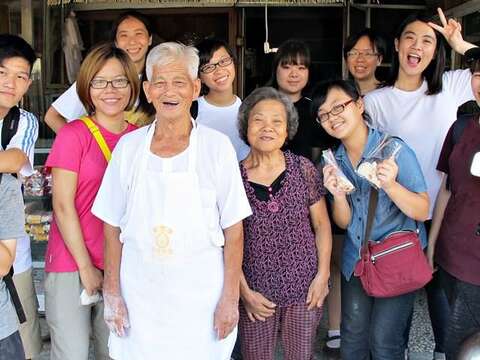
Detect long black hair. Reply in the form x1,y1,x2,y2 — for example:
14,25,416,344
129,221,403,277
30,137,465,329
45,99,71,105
267,39,311,90
386,13,446,95
111,11,155,117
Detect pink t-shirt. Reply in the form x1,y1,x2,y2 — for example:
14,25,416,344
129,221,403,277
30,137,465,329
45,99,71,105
45,119,137,272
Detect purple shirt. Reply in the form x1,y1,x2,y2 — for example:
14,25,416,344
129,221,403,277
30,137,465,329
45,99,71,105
241,152,326,306
436,115,480,286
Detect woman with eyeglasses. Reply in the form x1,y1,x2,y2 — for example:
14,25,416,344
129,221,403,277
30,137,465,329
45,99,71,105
364,9,478,359
344,29,386,96
195,38,250,161
44,43,138,360
45,11,154,132
313,79,429,360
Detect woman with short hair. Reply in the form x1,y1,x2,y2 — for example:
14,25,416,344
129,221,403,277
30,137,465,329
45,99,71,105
44,43,138,360
238,86,332,360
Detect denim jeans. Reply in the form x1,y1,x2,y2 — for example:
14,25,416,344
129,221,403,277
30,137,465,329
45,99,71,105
341,275,416,360
438,268,480,360
0,331,25,360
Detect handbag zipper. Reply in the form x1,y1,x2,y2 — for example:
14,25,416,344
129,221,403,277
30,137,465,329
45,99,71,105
371,241,414,264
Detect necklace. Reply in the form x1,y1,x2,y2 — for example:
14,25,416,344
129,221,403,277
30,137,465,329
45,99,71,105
266,185,280,213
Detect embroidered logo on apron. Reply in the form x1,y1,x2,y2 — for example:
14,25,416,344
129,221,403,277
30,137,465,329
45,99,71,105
153,224,174,258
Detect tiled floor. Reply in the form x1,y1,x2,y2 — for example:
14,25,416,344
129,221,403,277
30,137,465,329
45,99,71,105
32,266,436,360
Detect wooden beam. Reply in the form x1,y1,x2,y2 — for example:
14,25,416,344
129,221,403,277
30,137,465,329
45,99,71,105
21,0,33,45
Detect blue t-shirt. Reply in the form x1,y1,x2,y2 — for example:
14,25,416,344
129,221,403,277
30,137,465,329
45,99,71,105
332,127,428,280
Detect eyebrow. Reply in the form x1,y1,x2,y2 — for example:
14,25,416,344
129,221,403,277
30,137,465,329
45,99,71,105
403,30,435,41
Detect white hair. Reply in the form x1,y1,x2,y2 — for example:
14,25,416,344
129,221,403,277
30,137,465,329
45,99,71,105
145,42,199,81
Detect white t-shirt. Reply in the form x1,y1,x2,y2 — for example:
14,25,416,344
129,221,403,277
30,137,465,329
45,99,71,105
364,69,474,218
51,82,86,121
0,108,39,273
196,96,250,161
92,124,252,233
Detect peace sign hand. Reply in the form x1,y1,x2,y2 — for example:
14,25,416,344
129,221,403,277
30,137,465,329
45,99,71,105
428,8,474,55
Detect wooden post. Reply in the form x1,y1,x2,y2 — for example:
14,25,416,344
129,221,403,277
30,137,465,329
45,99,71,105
21,0,33,45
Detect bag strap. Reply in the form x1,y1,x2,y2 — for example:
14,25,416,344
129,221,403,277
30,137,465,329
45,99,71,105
1,106,20,151
363,188,379,247
4,267,26,324
80,116,112,162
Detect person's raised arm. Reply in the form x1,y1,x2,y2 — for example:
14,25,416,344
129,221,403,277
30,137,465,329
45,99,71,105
323,164,352,229
429,8,477,55
44,106,67,134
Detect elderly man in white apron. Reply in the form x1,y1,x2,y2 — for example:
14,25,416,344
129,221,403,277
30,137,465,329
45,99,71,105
92,42,252,360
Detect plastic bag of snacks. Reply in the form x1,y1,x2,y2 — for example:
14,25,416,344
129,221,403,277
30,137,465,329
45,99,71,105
23,166,52,197
356,135,402,189
322,149,356,194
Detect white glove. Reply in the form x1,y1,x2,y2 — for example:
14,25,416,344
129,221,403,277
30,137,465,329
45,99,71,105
104,292,130,337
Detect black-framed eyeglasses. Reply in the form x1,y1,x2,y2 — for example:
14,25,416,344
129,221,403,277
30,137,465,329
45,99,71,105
200,57,233,74
90,78,130,89
346,50,379,58
316,99,355,124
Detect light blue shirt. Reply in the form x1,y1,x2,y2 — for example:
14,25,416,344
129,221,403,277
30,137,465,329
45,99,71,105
332,127,428,280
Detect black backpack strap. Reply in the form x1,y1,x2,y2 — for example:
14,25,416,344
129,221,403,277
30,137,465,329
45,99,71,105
4,267,26,324
1,106,20,151
452,114,474,146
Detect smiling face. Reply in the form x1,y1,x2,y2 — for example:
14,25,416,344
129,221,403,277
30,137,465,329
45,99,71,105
89,58,132,118
115,16,152,70
143,61,201,122
0,57,31,116
199,47,235,94
247,99,288,153
318,87,364,141
395,20,437,81
276,58,309,101
347,36,381,82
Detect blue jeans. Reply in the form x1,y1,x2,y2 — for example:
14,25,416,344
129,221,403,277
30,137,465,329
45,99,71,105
341,275,416,360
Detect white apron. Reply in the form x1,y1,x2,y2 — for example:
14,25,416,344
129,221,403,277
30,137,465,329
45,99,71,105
109,120,236,360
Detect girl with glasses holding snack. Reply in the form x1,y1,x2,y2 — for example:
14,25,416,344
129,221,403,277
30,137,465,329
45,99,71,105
313,79,429,360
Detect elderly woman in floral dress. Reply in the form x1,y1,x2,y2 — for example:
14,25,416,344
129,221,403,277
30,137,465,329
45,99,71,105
238,86,332,360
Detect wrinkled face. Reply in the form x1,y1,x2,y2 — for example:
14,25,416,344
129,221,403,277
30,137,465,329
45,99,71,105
318,87,364,140
115,16,152,68
0,57,32,115
247,99,288,152
472,71,480,106
143,61,201,121
89,58,132,118
276,59,309,99
347,36,382,82
395,20,437,80
199,47,235,94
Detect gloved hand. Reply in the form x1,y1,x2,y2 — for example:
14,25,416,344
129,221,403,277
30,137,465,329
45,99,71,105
104,292,130,337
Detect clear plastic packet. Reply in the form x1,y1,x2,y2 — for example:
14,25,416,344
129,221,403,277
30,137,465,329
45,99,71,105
356,135,402,189
322,149,356,194
23,166,52,196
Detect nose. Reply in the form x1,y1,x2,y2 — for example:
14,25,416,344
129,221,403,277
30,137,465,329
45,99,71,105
2,74,15,88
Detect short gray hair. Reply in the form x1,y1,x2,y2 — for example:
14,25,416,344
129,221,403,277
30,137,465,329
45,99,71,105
145,42,199,81
238,87,299,146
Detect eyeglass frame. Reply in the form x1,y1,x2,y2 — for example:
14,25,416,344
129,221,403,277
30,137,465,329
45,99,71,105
316,99,356,124
90,78,130,89
199,57,234,74
346,50,379,58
